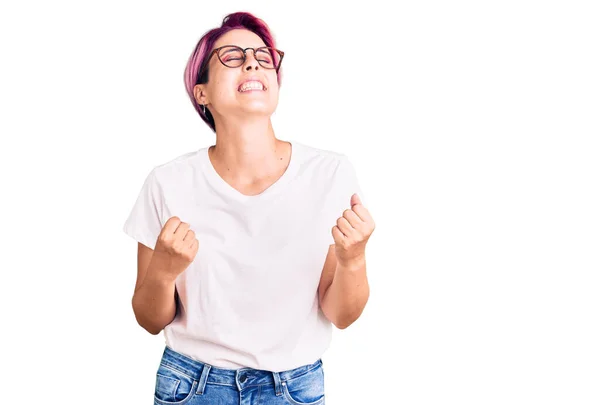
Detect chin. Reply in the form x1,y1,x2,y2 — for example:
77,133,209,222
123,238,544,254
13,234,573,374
243,109,277,118
240,103,277,116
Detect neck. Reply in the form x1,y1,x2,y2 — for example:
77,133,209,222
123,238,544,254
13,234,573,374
209,116,289,181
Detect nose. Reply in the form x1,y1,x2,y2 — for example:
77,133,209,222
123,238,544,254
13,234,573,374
243,49,260,71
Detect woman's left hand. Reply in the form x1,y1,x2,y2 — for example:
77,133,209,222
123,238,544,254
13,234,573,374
332,193,376,267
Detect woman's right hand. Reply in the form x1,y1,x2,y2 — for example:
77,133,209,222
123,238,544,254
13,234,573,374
153,216,199,280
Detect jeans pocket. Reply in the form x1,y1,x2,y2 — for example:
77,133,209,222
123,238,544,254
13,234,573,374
282,365,325,405
153,362,197,405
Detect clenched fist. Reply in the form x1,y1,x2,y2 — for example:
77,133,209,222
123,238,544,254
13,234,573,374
153,216,199,280
332,194,375,266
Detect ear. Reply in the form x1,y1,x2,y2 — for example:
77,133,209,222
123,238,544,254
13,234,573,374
193,84,209,106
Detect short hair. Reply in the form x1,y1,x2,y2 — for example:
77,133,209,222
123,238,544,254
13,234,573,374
183,12,282,133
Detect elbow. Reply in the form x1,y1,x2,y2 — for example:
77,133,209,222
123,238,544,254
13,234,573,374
131,297,164,336
334,321,351,330
145,326,163,335
333,314,355,330
333,298,370,330
323,306,351,330
136,314,164,336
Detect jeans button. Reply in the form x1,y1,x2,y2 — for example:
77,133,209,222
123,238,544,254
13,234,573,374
240,374,247,383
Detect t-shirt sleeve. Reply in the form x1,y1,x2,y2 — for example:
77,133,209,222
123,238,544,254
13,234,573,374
122,168,165,250
327,155,368,245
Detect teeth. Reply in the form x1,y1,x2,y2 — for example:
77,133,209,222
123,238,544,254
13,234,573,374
239,81,265,92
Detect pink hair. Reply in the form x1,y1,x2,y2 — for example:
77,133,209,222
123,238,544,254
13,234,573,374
183,12,283,132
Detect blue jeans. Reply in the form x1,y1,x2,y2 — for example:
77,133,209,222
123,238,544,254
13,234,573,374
153,346,326,405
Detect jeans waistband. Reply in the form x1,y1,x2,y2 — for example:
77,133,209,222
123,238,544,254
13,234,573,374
159,345,323,395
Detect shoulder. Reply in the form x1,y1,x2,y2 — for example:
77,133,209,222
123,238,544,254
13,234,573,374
149,147,207,182
291,140,351,173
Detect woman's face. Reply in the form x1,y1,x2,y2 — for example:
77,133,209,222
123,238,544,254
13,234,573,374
195,29,280,121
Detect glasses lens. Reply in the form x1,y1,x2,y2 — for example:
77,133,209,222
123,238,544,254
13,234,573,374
218,46,245,67
255,48,280,69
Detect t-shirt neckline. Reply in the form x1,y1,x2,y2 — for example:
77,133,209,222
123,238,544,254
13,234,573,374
200,140,299,203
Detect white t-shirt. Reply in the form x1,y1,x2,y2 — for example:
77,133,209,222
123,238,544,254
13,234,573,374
122,140,365,372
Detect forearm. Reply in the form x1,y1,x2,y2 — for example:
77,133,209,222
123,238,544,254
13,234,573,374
322,255,370,329
132,255,177,335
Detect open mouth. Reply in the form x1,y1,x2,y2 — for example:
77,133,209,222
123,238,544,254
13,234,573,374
238,80,267,92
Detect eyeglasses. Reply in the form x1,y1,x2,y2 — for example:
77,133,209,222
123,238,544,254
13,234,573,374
196,45,285,84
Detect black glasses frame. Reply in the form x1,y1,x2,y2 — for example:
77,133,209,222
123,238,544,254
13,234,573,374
196,45,284,84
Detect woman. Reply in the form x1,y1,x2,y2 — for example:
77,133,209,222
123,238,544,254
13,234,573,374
123,11,375,405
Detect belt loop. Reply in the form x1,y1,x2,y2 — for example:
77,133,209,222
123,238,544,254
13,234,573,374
272,371,283,396
196,364,211,395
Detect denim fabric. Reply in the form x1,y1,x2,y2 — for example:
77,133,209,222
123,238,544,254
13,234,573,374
153,346,325,405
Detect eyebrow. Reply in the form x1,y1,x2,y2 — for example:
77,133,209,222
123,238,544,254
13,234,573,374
220,48,239,55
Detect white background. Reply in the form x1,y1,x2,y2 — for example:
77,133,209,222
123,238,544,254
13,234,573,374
1,1,598,404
